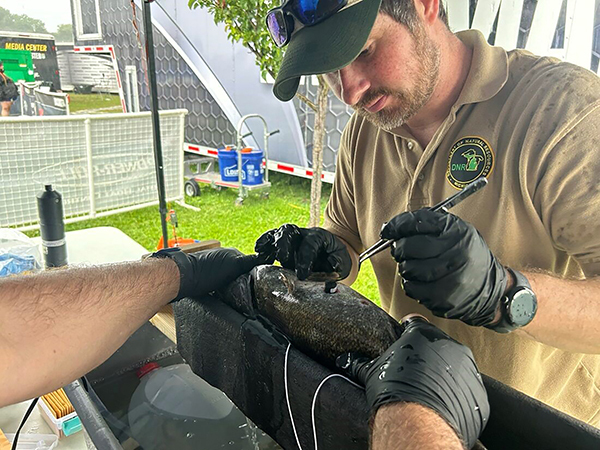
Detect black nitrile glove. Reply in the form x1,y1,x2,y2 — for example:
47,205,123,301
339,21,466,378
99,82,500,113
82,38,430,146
254,223,352,280
380,209,508,327
152,247,267,301
336,317,489,449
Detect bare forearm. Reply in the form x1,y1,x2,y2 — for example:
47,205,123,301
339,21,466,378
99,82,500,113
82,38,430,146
516,271,600,353
0,258,179,407
371,403,465,450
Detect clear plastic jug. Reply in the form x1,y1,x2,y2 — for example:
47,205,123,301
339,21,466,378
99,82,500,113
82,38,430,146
128,363,255,449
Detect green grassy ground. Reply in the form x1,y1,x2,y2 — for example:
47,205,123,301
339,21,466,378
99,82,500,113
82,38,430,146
69,93,122,113
24,172,381,304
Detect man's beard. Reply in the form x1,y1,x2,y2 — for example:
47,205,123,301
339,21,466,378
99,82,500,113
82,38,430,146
356,26,440,131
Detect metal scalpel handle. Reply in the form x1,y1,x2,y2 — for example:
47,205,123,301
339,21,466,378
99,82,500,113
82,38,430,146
358,178,488,265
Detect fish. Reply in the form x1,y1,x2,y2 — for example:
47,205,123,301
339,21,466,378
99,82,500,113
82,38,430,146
218,264,404,368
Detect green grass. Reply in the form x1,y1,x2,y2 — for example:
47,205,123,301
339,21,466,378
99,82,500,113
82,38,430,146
69,93,122,113
24,172,380,304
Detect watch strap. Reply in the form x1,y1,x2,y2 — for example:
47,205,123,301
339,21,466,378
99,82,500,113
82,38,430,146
508,267,530,289
488,303,519,334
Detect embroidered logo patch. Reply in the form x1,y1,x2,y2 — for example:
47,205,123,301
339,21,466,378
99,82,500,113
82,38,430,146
446,136,494,189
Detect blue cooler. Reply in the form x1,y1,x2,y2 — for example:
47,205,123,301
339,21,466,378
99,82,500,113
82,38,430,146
217,147,238,182
241,150,264,186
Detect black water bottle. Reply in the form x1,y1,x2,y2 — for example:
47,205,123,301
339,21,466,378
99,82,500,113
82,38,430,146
37,184,68,268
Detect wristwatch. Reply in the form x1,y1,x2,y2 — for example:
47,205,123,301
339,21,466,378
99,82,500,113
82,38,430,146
488,268,537,334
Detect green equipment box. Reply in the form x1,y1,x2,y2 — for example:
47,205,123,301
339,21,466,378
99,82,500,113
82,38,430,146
0,48,34,83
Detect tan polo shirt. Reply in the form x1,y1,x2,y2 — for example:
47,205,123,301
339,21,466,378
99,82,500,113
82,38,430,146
323,29,600,425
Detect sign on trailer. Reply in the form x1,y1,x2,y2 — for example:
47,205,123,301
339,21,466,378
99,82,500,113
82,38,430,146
0,31,61,91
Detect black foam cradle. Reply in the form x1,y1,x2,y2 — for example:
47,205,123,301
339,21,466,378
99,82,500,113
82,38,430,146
174,296,600,450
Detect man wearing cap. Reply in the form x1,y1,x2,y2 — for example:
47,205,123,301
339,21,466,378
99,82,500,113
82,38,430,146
257,0,600,432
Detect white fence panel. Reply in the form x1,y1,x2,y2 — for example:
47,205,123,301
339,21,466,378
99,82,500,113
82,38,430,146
565,0,596,68
448,0,471,32
495,0,526,50
444,0,598,73
526,0,564,57
0,110,186,229
471,0,502,37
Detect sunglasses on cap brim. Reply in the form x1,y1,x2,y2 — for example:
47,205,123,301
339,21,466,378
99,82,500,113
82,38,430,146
266,0,362,48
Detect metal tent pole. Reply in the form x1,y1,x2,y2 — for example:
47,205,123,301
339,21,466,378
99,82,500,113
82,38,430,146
142,0,169,249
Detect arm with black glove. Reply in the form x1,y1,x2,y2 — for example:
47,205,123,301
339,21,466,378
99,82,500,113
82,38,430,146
380,209,509,327
337,316,489,450
254,223,353,281
150,247,267,301
0,247,264,407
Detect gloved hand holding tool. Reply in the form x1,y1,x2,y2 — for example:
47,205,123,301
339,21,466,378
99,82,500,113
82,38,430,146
380,207,507,327
358,178,504,327
255,224,352,281
337,316,489,449
150,247,267,302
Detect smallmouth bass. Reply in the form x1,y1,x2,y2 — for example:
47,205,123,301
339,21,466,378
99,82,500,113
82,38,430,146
219,264,404,368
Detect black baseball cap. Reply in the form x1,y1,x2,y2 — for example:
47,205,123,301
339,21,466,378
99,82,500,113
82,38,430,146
273,0,382,102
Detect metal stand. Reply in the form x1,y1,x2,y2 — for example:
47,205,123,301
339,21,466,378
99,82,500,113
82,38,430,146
183,114,278,205
142,0,169,248
235,114,278,206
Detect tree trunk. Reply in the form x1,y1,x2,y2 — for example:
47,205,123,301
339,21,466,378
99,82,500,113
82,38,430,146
308,76,330,227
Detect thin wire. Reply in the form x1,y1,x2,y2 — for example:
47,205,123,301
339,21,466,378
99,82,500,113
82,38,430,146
311,374,363,450
284,342,304,450
284,341,364,450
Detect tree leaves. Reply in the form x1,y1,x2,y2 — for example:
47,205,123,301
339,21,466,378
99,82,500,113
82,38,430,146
0,6,49,34
188,0,282,80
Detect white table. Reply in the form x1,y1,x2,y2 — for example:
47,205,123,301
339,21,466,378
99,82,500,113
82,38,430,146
32,227,149,265
0,227,149,449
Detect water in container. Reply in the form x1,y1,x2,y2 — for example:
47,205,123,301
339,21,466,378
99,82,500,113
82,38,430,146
128,363,260,449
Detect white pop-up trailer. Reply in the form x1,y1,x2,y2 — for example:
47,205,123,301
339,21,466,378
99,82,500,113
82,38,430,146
66,0,600,182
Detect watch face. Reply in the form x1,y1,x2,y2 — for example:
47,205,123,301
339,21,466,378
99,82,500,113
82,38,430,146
508,288,537,326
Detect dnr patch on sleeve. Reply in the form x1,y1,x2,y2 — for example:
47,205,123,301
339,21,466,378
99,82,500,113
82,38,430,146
446,136,494,189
